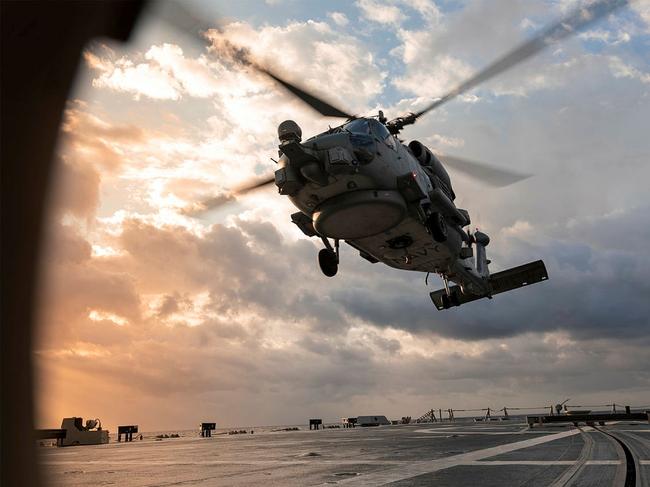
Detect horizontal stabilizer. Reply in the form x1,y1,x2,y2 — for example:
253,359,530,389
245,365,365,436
430,260,548,310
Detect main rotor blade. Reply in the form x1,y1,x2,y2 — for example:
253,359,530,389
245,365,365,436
153,1,353,119
183,174,276,215
440,155,531,187
232,174,276,195
414,0,628,119
260,68,354,119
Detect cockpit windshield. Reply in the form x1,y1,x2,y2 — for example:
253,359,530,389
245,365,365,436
342,119,370,134
368,119,391,140
343,119,393,143
342,118,395,155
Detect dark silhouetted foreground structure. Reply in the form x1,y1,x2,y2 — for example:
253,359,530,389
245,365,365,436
2,2,144,482
118,425,139,442
35,429,67,447
527,410,650,428
201,423,216,437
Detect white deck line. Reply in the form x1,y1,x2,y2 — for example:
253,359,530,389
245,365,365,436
472,460,622,466
414,429,540,435
334,428,584,486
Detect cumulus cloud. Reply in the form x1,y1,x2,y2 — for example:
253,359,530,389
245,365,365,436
35,207,650,428
392,52,474,99
608,55,650,83
580,28,631,45
86,49,183,100
356,0,406,25
334,207,650,342
390,0,649,102
328,11,349,27
205,20,385,113
631,0,650,30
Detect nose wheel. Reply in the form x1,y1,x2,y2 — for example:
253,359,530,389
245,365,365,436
319,238,339,277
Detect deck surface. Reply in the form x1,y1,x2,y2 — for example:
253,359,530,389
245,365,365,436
39,420,650,486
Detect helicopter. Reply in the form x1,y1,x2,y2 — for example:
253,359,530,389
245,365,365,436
270,115,548,310
185,0,627,310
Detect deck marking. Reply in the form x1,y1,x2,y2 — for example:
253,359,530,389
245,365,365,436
593,427,631,487
472,460,621,465
549,426,594,487
334,427,584,486
414,429,545,435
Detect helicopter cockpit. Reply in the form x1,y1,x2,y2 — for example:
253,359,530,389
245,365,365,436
343,119,395,145
341,118,396,158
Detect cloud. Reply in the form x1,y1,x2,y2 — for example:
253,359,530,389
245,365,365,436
328,11,349,27
389,0,649,101
36,197,650,429
579,28,631,45
356,0,406,25
87,20,386,114
608,55,650,83
631,0,650,31
392,51,474,99
333,207,650,342
86,43,235,101
145,44,222,97
406,0,442,24
86,49,183,100
50,156,101,221
424,133,465,149
205,20,385,113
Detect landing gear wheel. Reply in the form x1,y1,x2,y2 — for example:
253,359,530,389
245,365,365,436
428,212,448,242
318,248,338,277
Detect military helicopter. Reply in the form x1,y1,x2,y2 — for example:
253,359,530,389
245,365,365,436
183,0,627,310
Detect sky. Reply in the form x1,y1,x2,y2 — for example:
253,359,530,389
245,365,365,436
35,0,650,431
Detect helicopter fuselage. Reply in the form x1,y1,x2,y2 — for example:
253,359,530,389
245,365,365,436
275,118,489,296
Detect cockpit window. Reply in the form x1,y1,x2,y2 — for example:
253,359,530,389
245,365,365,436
368,119,396,150
343,119,396,149
343,119,370,134
368,119,391,140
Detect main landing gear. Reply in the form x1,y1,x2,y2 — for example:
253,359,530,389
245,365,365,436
318,237,339,277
